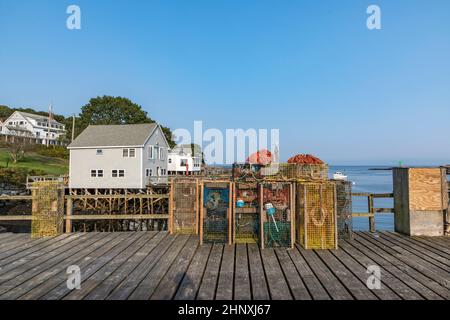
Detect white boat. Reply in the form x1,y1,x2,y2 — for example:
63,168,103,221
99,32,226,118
333,171,348,181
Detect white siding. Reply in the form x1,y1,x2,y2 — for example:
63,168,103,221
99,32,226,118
69,147,144,189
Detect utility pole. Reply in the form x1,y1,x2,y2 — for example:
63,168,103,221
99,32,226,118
71,114,75,142
47,103,52,148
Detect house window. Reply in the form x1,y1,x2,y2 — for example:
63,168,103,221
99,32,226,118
180,159,188,167
123,149,129,157
129,148,136,158
119,170,125,177
148,146,155,159
91,170,103,178
159,148,164,160
168,158,172,164
146,168,152,177
112,170,118,178
96,149,103,155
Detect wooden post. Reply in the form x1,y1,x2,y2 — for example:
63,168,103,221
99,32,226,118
169,179,174,234
368,194,375,233
199,182,204,245
290,183,295,249
303,184,308,248
232,182,236,244
228,182,233,245
260,183,264,250
66,197,73,233
195,179,199,235
334,184,338,250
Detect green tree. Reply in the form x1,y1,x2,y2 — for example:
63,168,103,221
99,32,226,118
76,96,174,147
0,105,13,120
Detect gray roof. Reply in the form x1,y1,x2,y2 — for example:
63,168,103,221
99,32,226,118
68,123,158,148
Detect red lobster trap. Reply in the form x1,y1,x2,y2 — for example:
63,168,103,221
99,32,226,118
233,182,260,244
260,182,295,248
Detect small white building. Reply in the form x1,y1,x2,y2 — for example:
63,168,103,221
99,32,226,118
68,123,169,189
3,111,66,145
168,144,202,176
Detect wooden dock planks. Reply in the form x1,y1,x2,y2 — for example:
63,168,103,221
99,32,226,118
0,231,448,300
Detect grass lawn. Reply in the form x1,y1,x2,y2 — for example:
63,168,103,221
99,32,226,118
0,149,68,175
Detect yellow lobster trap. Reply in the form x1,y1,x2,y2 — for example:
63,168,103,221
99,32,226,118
169,178,199,235
31,181,65,238
296,181,338,250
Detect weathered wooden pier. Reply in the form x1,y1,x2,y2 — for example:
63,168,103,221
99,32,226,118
0,230,448,300
0,166,448,300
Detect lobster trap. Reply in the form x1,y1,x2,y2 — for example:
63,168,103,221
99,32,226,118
260,182,295,248
296,181,338,250
260,163,329,181
233,182,260,244
335,180,353,240
170,178,199,235
200,181,232,244
31,181,65,238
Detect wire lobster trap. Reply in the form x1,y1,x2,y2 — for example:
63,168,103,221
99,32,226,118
31,181,65,238
296,181,338,250
200,181,232,245
233,182,260,244
335,180,353,240
170,178,199,235
260,182,295,248
260,163,328,181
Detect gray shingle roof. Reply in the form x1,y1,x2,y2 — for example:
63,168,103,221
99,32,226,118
68,123,158,148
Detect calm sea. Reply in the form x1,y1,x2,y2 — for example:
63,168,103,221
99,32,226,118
329,166,394,231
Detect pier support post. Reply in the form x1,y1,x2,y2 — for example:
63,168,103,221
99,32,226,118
66,198,73,233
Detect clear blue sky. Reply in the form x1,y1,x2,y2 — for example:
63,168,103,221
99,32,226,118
1,0,449,165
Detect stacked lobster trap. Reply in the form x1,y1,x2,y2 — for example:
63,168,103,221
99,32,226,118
260,182,295,248
170,178,199,235
233,182,260,244
335,180,353,240
296,181,338,250
260,163,329,181
200,181,232,244
31,181,65,238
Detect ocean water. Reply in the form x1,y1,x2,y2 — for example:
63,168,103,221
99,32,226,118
329,166,394,231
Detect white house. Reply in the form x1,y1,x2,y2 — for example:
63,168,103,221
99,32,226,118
68,123,170,189
3,111,66,145
0,121,11,136
168,144,202,176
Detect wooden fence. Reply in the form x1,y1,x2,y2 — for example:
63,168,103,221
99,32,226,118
352,193,394,233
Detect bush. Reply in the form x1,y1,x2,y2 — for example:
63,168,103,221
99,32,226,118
35,146,69,159
0,167,47,187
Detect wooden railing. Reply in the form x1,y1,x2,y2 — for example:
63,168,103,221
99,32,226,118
352,193,394,233
0,193,170,232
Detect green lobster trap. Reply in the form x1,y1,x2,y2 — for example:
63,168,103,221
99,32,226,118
296,181,338,250
200,181,232,244
233,182,260,244
260,182,295,248
335,180,353,240
170,178,199,235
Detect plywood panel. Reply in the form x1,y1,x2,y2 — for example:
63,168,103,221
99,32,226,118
408,168,444,211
